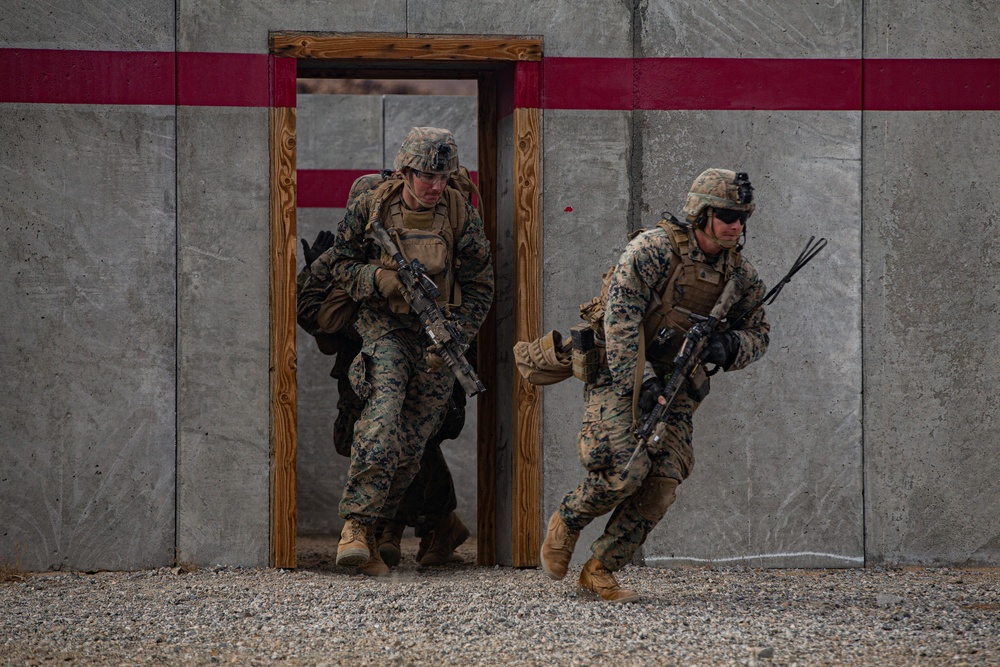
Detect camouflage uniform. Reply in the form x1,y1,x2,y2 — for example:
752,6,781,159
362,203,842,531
558,220,770,571
328,333,471,533
304,131,493,528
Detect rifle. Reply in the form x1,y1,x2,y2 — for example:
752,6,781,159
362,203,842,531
619,280,740,480
367,218,486,397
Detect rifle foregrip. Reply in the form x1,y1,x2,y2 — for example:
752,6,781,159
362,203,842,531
441,345,486,396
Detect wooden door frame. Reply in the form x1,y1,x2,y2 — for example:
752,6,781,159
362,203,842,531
268,33,543,568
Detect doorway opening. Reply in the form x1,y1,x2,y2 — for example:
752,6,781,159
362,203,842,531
268,34,543,569
296,75,480,567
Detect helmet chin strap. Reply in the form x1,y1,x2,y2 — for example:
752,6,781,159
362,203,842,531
700,208,740,249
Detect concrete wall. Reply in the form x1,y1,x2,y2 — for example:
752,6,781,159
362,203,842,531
629,1,865,569
861,0,1000,565
0,2,178,572
2,0,998,570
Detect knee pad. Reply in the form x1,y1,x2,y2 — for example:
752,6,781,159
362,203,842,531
636,476,679,523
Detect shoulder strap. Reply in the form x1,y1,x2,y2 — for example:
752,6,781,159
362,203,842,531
647,220,687,309
448,166,483,218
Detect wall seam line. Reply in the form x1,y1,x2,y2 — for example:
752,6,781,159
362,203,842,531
173,0,181,567
859,0,868,569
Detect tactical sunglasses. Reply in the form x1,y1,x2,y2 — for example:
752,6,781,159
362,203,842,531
715,209,749,225
413,170,450,185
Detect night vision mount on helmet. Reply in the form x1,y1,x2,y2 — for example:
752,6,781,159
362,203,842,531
682,168,755,228
393,126,460,174
680,168,756,250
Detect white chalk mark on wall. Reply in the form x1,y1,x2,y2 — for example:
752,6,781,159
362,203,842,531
645,551,864,565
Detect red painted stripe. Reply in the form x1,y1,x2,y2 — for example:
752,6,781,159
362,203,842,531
2,49,998,111
543,57,632,110
270,56,297,108
298,169,479,208
177,52,271,107
0,49,285,107
514,61,542,109
0,48,174,105
634,58,861,111
298,169,375,208
864,58,1000,111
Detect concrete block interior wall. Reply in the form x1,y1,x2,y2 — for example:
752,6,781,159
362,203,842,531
1,0,997,570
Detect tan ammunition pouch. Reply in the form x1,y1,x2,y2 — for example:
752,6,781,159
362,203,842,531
569,324,605,383
513,330,574,385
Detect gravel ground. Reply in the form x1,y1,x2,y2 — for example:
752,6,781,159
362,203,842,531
3,538,999,666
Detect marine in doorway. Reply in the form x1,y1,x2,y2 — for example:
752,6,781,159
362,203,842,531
299,127,494,575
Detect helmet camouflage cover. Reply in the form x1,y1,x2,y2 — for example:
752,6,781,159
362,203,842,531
393,127,460,174
682,168,755,224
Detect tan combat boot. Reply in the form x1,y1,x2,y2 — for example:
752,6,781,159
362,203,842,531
577,558,640,604
540,511,580,580
358,529,390,576
419,512,470,567
377,521,405,567
335,518,370,567
415,532,431,562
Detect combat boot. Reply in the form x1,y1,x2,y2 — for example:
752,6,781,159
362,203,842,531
577,558,640,604
335,518,370,567
415,532,431,563
377,521,405,567
540,511,580,580
419,512,470,567
358,529,390,576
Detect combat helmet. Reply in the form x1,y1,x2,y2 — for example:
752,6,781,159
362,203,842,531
393,127,459,174
681,168,755,227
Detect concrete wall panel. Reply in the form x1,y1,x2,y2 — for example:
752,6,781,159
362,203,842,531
407,0,632,57
863,111,1000,565
0,0,174,51
639,0,861,58
297,95,382,171
177,0,405,53
864,0,1000,58
176,107,270,566
0,105,176,571
633,110,863,567
861,0,1000,566
4,0,999,573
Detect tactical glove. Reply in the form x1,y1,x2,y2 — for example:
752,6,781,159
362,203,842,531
425,347,447,371
301,229,335,266
703,331,739,369
426,340,468,372
375,268,404,299
638,377,666,414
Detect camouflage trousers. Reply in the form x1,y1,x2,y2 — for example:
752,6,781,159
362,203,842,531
338,328,455,524
559,379,698,571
